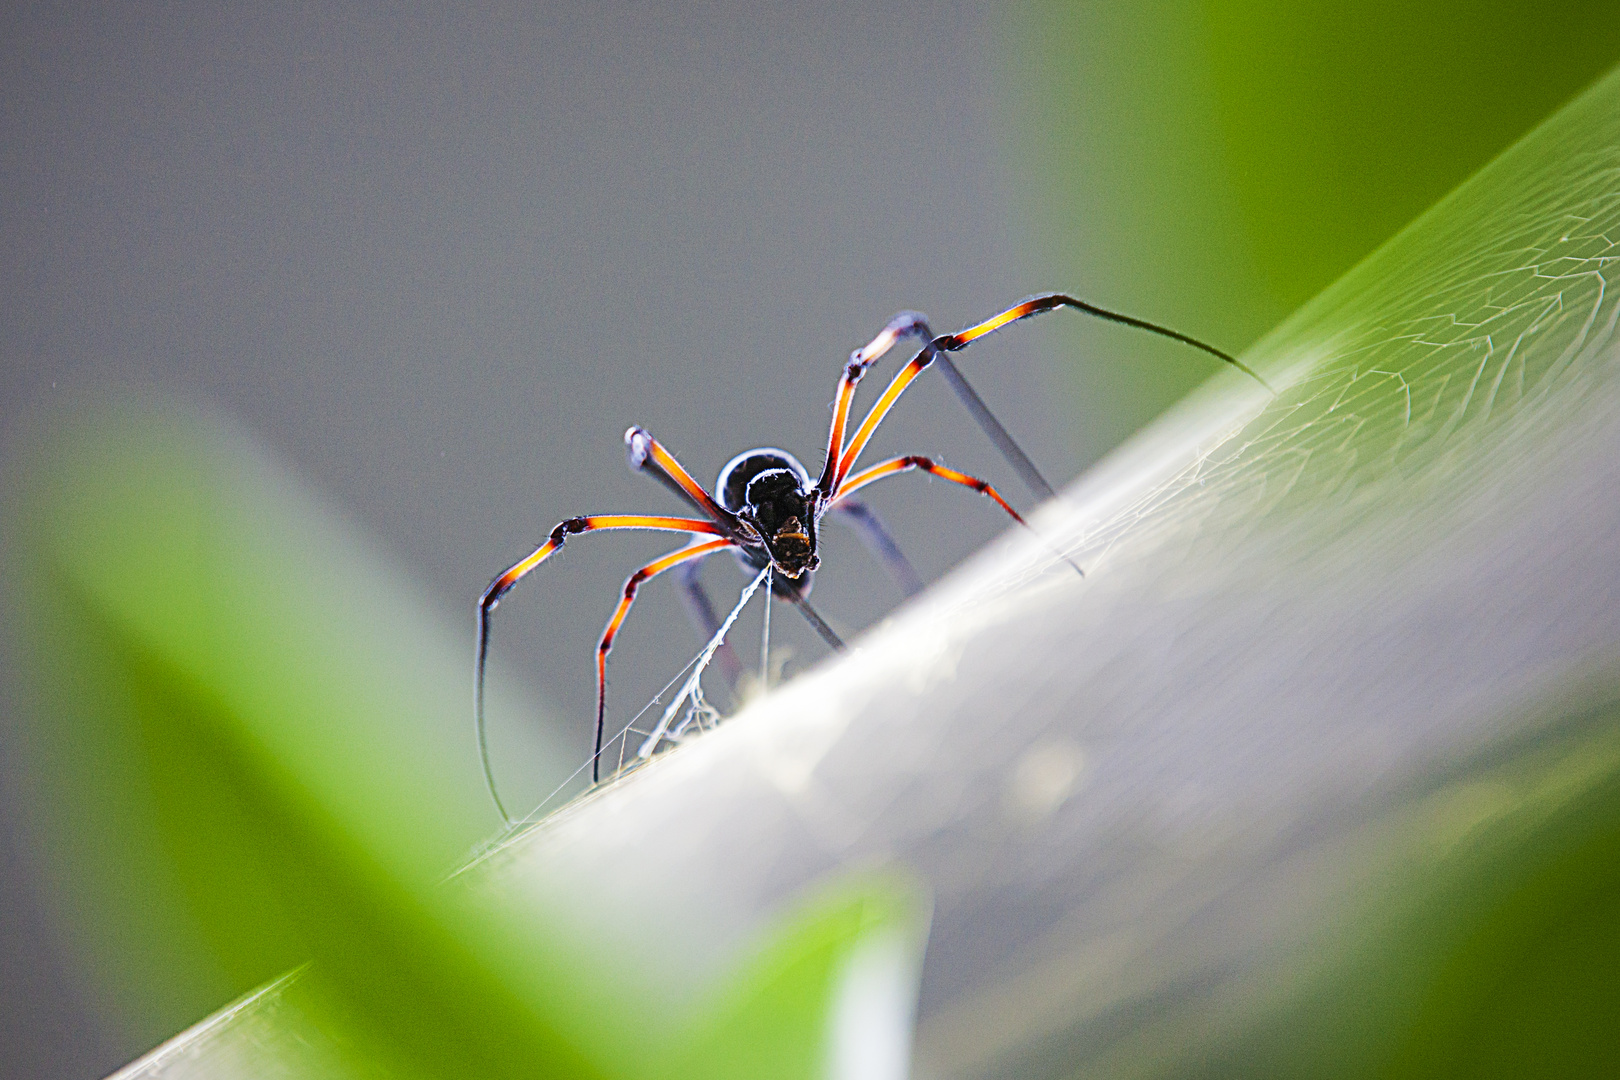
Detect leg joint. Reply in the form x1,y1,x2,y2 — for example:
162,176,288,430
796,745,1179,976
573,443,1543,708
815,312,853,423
553,517,590,542
624,426,651,468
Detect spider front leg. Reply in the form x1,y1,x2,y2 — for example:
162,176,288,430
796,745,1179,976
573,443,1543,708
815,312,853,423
934,293,1271,392
817,311,1055,501
822,293,1268,508
815,310,947,495
856,311,1057,499
624,425,742,529
475,513,730,823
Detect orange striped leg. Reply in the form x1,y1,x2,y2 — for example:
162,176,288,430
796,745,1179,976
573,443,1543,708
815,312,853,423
624,426,741,530
851,311,933,370
826,293,1267,508
833,456,1083,578
480,515,726,612
931,295,1063,350
593,537,737,781
935,293,1271,392
831,299,1078,500
833,456,1026,526
815,312,934,492
836,308,1064,501
475,514,727,823
832,349,935,489
816,361,864,493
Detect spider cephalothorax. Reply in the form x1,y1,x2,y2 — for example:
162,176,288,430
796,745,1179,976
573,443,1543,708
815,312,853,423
717,449,821,580
476,292,1269,813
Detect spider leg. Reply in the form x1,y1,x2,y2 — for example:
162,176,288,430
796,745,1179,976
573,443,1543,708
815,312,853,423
932,351,1055,501
816,351,884,494
594,537,738,782
831,310,1057,500
828,497,923,597
833,456,1083,577
624,431,752,687
830,346,936,491
936,293,1274,393
624,425,743,532
826,294,1268,502
817,309,952,493
833,456,1027,525
780,584,845,651
475,513,729,824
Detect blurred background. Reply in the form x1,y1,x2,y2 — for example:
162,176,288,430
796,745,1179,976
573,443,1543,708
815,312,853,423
3,2,1619,1076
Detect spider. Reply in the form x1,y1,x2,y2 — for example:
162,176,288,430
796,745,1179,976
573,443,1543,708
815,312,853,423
475,293,1269,821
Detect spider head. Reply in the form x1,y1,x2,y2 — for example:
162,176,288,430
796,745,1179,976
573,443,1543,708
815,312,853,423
738,467,819,578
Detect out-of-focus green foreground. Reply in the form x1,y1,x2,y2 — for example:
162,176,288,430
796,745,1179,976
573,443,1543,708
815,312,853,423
5,401,928,1080
9,56,1620,1080
1000,0,1620,452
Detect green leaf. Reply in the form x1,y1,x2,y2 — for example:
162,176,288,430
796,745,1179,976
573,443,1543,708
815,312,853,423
996,0,1620,442
7,402,931,1079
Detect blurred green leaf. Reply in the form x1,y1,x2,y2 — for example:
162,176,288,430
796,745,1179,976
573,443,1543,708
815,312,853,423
1202,0,1620,310
6,403,930,1078
997,0,1620,446
8,404,601,1077
657,875,928,1080
104,878,928,1080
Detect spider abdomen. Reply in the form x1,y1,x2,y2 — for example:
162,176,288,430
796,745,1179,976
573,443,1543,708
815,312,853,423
717,447,820,579
716,447,811,512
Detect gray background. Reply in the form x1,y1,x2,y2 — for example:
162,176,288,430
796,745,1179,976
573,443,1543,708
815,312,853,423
0,4,1109,1076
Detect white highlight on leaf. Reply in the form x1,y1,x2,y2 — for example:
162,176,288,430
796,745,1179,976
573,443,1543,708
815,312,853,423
825,926,923,1080
1004,738,1087,824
